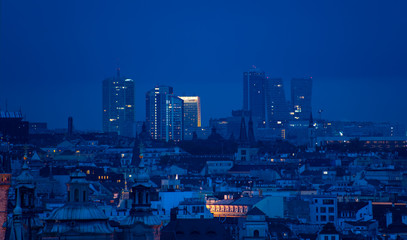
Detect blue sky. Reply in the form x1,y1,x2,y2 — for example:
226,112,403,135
1,0,406,130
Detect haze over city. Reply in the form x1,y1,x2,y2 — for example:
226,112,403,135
1,0,406,130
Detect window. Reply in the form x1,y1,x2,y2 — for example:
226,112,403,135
329,216,335,222
321,215,327,221
316,207,318,213
329,207,334,213
253,230,259,237
324,236,329,240
316,216,318,221
331,236,336,240
323,199,334,205
74,189,79,202
321,207,326,213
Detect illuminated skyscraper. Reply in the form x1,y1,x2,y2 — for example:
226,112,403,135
265,77,289,127
291,77,313,121
179,96,201,140
146,86,184,142
243,67,266,126
102,69,135,137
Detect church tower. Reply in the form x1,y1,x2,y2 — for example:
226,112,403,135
119,148,162,240
8,159,41,240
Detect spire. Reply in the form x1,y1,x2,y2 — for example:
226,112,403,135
116,67,121,79
248,114,255,144
13,188,22,215
239,115,248,143
124,172,128,191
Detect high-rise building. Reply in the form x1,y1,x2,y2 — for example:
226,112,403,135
179,96,201,140
146,86,184,142
291,77,313,121
68,116,73,136
243,68,266,126
102,69,135,137
265,77,289,127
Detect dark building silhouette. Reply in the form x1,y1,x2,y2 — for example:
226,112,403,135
28,122,47,134
68,116,73,136
243,67,267,127
291,77,313,121
239,116,248,143
102,68,135,137
0,112,28,144
265,77,289,127
247,116,255,143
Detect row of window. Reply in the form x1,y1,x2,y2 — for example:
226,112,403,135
316,207,335,213
316,215,335,222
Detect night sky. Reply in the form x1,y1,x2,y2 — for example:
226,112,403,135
1,0,406,130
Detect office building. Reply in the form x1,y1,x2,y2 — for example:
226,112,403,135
291,77,313,121
265,77,289,127
102,69,135,137
179,96,201,140
146,86,184,142
243,68,266,126
0,111,29,144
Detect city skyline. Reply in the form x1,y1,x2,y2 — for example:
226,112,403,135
1,0,407,130
1,69,405,131
1,1,407,239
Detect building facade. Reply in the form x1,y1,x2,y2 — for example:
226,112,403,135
179,96,201,140
291,77,313,121
146,86,184,142
102,69,135,137
264,77,289,128
243,68,266,127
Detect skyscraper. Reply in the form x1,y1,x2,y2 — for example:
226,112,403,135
291,77,313,121
265,77,289,127
146,86,184,142
68,116,73,136
243,67,266,126
102,69,135,137
179,96,201,140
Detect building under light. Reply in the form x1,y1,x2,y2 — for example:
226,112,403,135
179,96,201,140
102,69,135,137
291,77,313,121
264,77,289,128
146,86,184,142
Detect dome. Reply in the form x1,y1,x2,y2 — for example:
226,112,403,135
132,166,152,187
120,212,161,227
48,203,108,221
68,169,88,183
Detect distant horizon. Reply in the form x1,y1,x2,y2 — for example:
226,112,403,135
2,74,405,131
